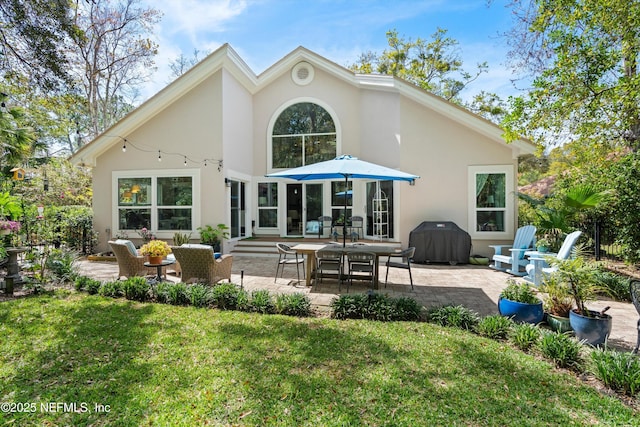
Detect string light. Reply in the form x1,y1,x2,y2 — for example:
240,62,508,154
109,134,221,169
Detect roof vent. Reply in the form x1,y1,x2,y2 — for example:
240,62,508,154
292,61,314,86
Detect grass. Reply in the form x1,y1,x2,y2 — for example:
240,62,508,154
0,291,637,426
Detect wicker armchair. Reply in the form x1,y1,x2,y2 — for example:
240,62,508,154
170,246,233,284
109,240,156,279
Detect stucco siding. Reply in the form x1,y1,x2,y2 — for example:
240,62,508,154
398,96,518,256
92,72,225,251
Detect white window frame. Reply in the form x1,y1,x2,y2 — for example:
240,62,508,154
266,97,342,173
112,169,201,239
468,165,515,240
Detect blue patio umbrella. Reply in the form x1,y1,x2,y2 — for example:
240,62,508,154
266,155,420,246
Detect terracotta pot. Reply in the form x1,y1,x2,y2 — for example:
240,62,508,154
148,255,164,265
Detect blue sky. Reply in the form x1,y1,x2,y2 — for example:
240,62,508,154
141,0,519,102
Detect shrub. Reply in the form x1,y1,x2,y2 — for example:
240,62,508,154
99,280,123,298
477,315,513,340
87,280,102,295
331,294,369,319
74,276,92,292
537,331,583,370
186,284,211,308
591,348,640,396
250,290,275,314
152,282,173,304
510,323,541,352
592,269,631,302
167,283,188,305
425,305,480,330
46,249,79,282
210,283,248,310
274,293,311,317
123,277,151,302
392,297,423,321
75,276,102,295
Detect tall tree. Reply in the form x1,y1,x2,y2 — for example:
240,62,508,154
350,28,489,103
0,0,81,92
501,0,640,151
72,0,160,139
168,49,209,81
0,91,41,171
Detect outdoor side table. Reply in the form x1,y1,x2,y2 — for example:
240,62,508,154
144,259,175,282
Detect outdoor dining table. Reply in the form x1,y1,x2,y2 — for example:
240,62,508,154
292,243,401,289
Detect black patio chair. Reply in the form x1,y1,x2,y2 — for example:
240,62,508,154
345,251,376,293
630,280,640,353
315,249,343,287
384,247,415,290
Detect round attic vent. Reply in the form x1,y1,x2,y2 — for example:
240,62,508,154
292,61,314,86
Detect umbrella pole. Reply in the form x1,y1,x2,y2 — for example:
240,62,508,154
343,175,348,247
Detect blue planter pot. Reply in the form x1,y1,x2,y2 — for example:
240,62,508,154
498,297,544,324
569,309,612,346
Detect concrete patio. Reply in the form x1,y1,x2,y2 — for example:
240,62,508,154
76,256,639,352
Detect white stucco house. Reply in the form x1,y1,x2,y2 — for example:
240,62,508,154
70,44,536,256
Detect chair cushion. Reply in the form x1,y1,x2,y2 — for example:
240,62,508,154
306,221,319,233
214,252,221,259
181,243,213,249
115,239,138,256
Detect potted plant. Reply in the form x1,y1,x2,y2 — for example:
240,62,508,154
197,224,230,252
540,275,573,333
0,219,21,235
498,279,544,324
139,240,172,264
550,256,612,346
536,236,551,253
172,232,192,246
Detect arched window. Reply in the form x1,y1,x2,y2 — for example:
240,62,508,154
271,102,337,168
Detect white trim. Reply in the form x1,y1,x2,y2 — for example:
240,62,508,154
225,170,252,241
112,169,201,239
266,97,342,173
468,165,515,240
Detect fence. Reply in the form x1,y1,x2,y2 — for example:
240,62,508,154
21,217,97,255
594,220,622,261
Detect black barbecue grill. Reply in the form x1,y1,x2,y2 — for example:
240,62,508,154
409,221,471,265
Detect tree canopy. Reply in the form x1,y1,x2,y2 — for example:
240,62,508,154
0,0,84,91
350,28,489,103
502,0,640,151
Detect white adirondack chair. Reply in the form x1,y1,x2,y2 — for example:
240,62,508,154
489,225,537,276
524,230,583,286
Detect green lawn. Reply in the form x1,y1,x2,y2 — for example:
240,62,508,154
0,291,637,426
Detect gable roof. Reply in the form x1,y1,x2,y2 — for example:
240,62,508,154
70,44,536,166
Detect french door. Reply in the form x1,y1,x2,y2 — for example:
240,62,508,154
286,183,323,236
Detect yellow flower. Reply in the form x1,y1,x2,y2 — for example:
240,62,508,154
140,240,172,257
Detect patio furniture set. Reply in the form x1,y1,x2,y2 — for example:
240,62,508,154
489,226,583,286
109,240,233,284
275,242,414,291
